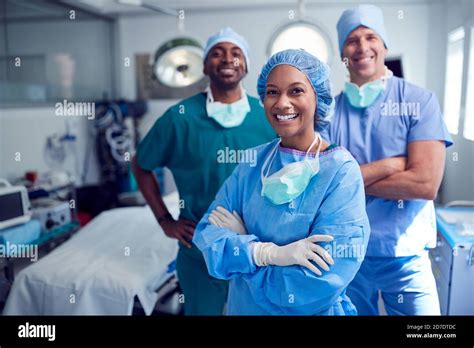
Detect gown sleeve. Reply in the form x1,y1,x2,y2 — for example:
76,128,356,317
193,164,260,279
406,89,453,147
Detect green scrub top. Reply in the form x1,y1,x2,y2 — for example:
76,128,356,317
136,91,275,232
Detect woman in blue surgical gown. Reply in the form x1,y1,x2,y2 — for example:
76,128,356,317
193,49,370,315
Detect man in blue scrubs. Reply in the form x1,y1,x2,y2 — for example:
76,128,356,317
321,4,453,315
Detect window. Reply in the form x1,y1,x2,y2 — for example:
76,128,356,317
463,27,474,141
443,27,465,135
0,0,112,106
268,21,332,64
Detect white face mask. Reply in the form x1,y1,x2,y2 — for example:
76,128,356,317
261,133,322,205
205,86,250,128
343,67,393,108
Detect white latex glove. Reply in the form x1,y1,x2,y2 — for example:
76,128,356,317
252,235,335,276
208,206,247,235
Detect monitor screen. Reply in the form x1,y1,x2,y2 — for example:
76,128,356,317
0,192,24,222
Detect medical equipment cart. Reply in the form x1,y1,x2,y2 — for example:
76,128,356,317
430,206,474,315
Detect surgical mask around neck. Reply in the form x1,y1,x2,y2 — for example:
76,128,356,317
344,67,393,108
205,86,250,128
261,133,322,205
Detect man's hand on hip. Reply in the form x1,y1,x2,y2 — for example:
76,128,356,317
160,217,196,248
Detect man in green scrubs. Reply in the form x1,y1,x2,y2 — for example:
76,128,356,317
132,27,275,315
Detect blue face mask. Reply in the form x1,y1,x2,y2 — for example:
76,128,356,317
206,87,250,128
344,79,384,108
343,68,393,108
261,133,322,205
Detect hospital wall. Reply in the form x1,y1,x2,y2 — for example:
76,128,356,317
0,107,101,185
0,19,111,184
428,0,474,203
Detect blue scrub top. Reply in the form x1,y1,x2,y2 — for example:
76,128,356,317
320,76,453,257
193,140,370,315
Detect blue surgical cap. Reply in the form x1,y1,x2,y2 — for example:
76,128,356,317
337,4,389,56
203,27,250,70
257,49,334,131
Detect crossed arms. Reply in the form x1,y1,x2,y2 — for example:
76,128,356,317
361,140,446,200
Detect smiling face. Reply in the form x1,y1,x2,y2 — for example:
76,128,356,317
264,64,317,149
203,42,246,90
342,26,387,86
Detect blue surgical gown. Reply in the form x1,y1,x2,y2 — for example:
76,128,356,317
193,140,371,315
320,76,453,257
